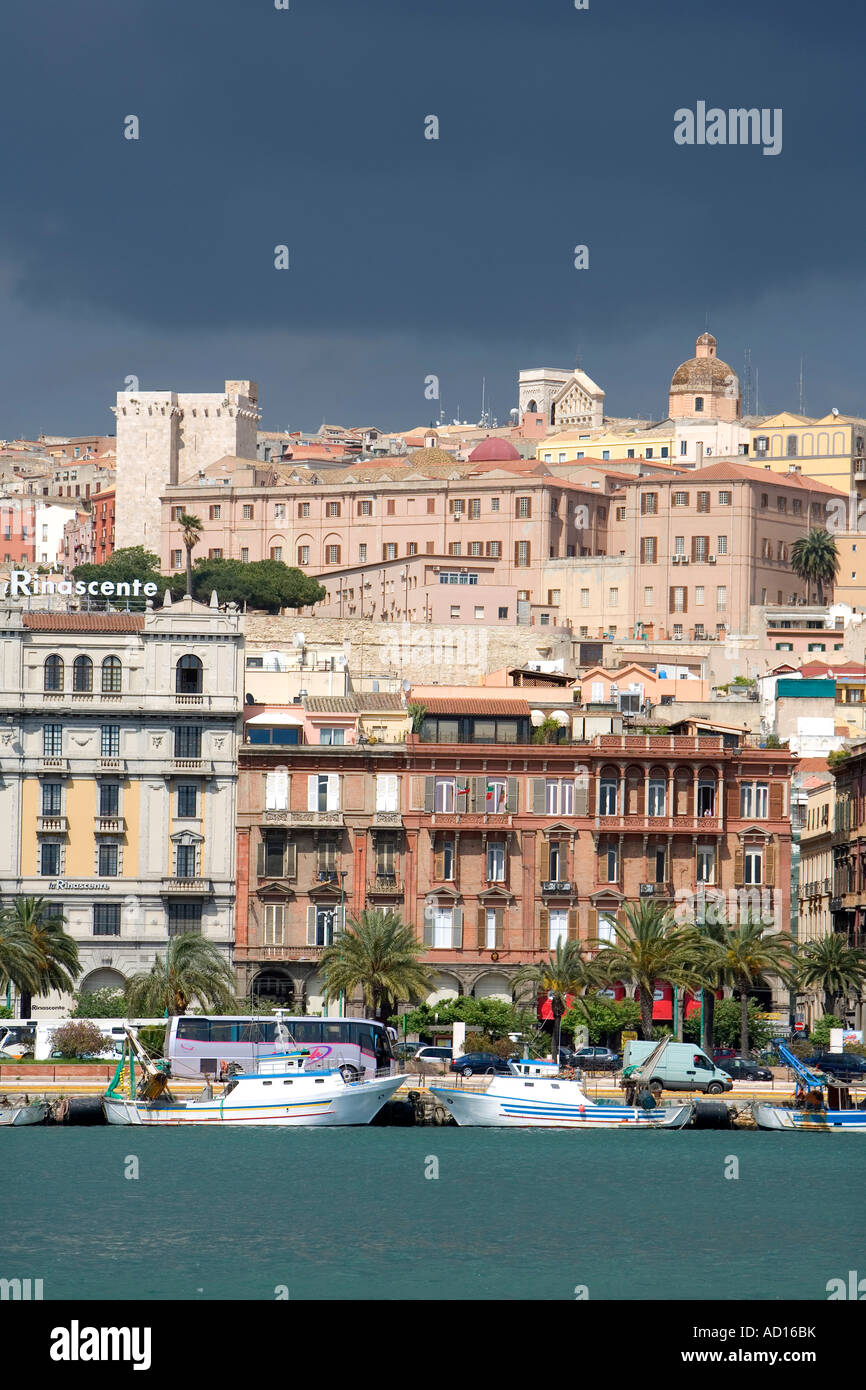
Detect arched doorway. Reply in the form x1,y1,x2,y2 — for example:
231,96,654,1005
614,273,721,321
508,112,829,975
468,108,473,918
79,968,127,995
426,972,462,1005
472,972,512,1002
250,969,294,1009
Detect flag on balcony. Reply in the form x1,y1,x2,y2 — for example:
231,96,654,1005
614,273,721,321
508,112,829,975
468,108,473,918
457,784,470,796
486,782,502,810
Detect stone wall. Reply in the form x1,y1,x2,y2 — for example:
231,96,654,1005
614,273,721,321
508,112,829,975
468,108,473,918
243,614,574,685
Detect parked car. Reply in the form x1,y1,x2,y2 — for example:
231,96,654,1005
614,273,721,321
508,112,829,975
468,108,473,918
712,1047,738,1063
394,1042,420,1062
414,1045,452,1063
571,1046,620,1071
803,1053,866,1082
450,1052,513,1077
718,1058,773,1082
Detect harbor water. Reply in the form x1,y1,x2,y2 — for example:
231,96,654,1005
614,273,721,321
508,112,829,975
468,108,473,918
4,1127,864,1301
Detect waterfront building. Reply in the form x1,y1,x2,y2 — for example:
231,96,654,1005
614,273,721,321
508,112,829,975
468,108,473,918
60,488,115,571
0,595,243,1005
798,772,835,955
234,692,795,1011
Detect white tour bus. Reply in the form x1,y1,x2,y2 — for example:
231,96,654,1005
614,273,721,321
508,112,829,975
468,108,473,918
165,1015,396,1079
3,1019,165,1061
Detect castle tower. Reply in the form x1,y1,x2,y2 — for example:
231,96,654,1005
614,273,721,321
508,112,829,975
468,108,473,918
113,380,260,552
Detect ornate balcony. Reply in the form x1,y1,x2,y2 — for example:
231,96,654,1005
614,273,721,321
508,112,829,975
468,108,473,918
94,816,126,835
260,809,344,828
368,875,404,896
540,880,572,894
160,877,214,895
36,815,68,835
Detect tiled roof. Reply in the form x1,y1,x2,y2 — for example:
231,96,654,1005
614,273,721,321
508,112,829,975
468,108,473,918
421,697,531,716
305,693,405,714
22,613,144,632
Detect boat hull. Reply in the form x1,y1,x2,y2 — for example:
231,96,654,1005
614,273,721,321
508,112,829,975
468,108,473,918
0,1102,49,1127
103,1074,404,1126
430,1080,693,1129
752,1102,866,1132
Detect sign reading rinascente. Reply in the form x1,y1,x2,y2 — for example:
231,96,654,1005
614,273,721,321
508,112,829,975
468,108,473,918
48,880,112,892
2,570,159,598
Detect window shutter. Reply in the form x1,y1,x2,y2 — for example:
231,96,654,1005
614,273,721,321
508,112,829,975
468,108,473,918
734,848,744,884
306,905,317,946
586,907,597,939
764,843,776,886
532,778,546,814
472,777,485,813
769,783,783,819
669,586,675,614
568,909,578,941
286,841,297,879
538,908,549,951
726,781,739,820
514,541,520,567
434,840,444,880
452,907,463,949
376,776,386,811
506,777,518,813
423,910,434,946
410,776,426,811
327,775,340,811
495,908,504,950
682,588,688,614
256,839,264,878
476,906,486,949
266,771,288,811
424,777,435,813
307,775,317,811
573,779,588,817
691,536,697,563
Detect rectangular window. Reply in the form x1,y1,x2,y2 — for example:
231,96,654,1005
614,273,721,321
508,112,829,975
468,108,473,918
242,505,254,520
42,782,62,815
716,586,727,611
209,505,221,520
441,839,455,881
486,540,502,558
515,541,530,567
744,848,763,885
359,499,372,516
673,491,689,507
99,783,120,817
433,905,453,948
376,774,399,812
298,502,310,518
264,903,286,946
270,546,282,562
695,586,705,605
580,589,589,607
674,535,685,555
298,545,310,566
599,778,617,815
640,494,658,516
644,586,654,606
648,779,666,816
498,607,508,619
171,549,183,569
641,536,657,564
176,843,196,879
491,498,500,512
696,845,716,884
717,535,728,555
487,842,506,882
697,491,710,513
325,545,341,564
174,726,201,759
407,541,418,556
384,543,397,560
605,844,618,882
40,842,60,875
98,842,119,877
516,497,531,518
670,586,686,613
101,725,120,757
469,498,481,519
168,902,202,936
358,544,367,562
93,903,121,936
320,727,346,745
208,549,223,560
326,501,340,517
434,778,455,813
241,548,249,564
549,908,568,950
448,542,462,557
718,491,732,505
43,724,62,756
176,785,198,818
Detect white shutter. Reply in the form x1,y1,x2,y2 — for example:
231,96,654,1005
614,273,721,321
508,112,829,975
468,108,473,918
327,774,340,811
376,774,398,812
591,682,605,702
307,775,318,811
306,904,317,945
266,771,288,811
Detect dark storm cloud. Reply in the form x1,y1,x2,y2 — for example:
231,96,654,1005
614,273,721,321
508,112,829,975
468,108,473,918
0,0,864,433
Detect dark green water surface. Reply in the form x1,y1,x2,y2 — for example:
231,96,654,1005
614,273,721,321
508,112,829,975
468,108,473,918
2,1128,862,1300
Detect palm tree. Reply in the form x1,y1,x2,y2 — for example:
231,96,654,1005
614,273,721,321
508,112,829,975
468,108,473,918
716,916,797,1056
124,934,238,1017
512,939,597,1060
0,912,41,1012
319,909,432,1022
589,900,698,1040
790,528,839,605
177,512,203,598
0,898,80,1015
798,932,866,1020
681,906,730,1055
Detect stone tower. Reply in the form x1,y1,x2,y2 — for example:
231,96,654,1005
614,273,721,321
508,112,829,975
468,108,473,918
113,380,260,553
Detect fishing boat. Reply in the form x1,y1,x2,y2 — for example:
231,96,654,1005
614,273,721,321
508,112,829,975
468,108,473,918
429,1050,693,1129
0,1100,49,1127
102,1018,405,1127
752,1043,866,1132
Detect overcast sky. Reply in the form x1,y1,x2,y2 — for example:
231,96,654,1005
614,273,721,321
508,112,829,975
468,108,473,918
2,0,864,437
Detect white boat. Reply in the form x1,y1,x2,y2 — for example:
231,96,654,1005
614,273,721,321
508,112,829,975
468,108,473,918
0,1101,49,1127
429,1060,693,1129
102,1020,405,1127
752,1044,866,1132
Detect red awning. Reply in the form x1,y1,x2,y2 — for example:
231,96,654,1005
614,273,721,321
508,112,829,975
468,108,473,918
538,992,575,1020
652,983,673,1021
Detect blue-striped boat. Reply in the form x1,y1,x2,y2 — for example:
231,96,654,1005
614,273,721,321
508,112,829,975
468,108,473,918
430,1062,693,1129
752,1044,866,1132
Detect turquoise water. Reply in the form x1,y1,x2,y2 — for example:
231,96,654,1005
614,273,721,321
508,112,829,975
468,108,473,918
2,1128,863,1300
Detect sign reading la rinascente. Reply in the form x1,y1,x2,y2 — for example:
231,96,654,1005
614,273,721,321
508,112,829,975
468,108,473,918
1,570,159,598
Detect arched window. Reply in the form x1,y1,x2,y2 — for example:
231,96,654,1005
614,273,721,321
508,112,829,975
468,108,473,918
73,655,93,692
101,656,122,693
44,654,64,691
176,654,203,694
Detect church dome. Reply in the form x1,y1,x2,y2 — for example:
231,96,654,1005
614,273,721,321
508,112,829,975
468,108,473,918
670,357,737,391
668,333,740,420
468,437,522,462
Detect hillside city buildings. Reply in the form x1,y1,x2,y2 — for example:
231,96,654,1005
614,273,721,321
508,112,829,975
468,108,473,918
6,327,866,1034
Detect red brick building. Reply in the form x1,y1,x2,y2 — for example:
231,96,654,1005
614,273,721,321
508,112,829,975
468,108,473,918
234,699,796,1012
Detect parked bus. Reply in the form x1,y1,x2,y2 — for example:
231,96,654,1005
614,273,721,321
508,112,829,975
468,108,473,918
165,1015,396,1079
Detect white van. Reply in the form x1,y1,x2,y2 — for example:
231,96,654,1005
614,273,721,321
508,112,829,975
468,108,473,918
623,1040,733,1094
